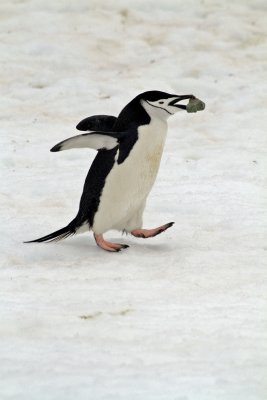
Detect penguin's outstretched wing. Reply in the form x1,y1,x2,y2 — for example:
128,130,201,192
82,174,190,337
50,115,120,152
76,115,117,132
50,131,125,153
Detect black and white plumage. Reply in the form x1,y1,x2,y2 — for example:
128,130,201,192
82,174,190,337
26,91,198,252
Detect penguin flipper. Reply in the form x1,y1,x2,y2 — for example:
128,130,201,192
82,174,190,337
76,115,117,132
50,131,124,152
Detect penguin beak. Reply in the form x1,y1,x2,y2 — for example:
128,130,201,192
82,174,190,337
169,95,194,110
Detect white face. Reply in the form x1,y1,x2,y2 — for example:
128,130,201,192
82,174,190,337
141,97,185,120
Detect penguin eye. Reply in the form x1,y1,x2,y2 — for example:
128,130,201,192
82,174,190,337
159,101,164,104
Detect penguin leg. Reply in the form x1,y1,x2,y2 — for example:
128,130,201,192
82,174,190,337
131,222,174,239
94,233,129,252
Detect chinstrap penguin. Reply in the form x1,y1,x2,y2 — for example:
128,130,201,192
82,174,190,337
26,91,202,252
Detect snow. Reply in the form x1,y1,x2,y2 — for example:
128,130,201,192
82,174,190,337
1,0,267,399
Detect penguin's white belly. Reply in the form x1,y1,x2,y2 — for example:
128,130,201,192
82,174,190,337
92,119,167,233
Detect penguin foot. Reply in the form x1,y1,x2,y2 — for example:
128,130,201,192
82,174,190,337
94,233,129,252
131,222,174,239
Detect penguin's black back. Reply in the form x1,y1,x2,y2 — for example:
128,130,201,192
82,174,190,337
75,147,118,227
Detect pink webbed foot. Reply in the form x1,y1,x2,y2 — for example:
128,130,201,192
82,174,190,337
94,233,129,253
131,222,174,239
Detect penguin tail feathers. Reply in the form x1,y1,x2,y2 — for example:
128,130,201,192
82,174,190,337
24,224,75,244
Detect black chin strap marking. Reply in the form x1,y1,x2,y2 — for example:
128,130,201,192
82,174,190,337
145,100,173,115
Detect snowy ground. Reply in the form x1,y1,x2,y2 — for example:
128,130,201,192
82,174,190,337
1,0,267,399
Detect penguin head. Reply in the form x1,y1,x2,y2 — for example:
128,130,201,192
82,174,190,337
140,90,193,119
